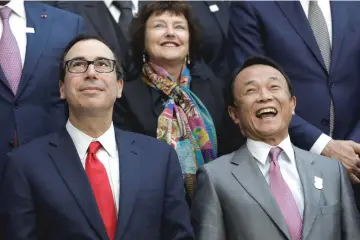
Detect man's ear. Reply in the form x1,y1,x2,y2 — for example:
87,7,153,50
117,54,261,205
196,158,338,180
59,80,65,100
228,106,240,125
116,79,123,98
290,96,296,115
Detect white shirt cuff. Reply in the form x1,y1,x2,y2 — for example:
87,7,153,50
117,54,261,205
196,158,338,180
310,134,333,154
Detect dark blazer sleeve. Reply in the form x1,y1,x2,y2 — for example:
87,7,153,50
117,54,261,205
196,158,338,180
338,161,360,239
161,147,194,240
228,1,323,151
1,153,37,240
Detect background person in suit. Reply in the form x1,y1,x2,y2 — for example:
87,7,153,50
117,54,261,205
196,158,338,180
47,0,138,80
191,56,360,240
0,0,86,178
185,1,230,80
0,35,194,240
114,1,241,202
227,1,360,187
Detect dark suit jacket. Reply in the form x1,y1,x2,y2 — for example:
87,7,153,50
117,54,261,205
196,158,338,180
48,1,132,77
228,1,360,150
114,60,243,157
188,1,230,80
0,2,85,178
0,128,194,240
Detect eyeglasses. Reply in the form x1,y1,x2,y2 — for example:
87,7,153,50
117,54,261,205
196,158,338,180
64,58,117,73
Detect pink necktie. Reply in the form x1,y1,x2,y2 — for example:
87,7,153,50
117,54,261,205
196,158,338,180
269,147,303,240
0,6,22,94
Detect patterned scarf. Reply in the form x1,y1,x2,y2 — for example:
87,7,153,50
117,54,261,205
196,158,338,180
142,62,217,198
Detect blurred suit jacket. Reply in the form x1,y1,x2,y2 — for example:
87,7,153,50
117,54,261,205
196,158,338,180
0,1,86,179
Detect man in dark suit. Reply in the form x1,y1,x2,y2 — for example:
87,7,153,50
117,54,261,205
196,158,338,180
0,35,194,240
0,0,86,178
47,1,134,79
187,1,230,80
228,1,360,187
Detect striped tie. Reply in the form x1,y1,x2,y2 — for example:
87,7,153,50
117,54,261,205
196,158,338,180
269,147,303,240
0,6,22,94
308,0,334,137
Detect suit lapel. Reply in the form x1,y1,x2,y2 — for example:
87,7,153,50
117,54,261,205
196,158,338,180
231,146,291,240
0,65,12,96
114,130,141,240
276,1,327,72
293,147,320,240
329,2,347,75
48,129,108,240
17,3,52,99
204,1,229,37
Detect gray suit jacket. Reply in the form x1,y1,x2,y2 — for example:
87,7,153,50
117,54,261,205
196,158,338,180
191,145,360,240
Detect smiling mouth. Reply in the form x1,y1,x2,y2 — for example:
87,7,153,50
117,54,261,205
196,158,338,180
81,87,103,91
256,107,278,119
160,42,179,47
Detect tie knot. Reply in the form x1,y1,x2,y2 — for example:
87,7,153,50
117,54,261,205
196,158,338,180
113,0,132,10
269,147,283,163
88,141,102,154
0,6,12,20
309,0,319,6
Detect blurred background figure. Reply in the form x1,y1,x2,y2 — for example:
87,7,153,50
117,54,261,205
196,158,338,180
0,0,85,238
47,0,137,79
228,0,360,206
0,0,85,177
114,1,239,203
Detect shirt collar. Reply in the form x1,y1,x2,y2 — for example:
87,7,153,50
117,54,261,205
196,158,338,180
66,120,118,159
103,0,113,9
1,0,26,20
246,135,295,165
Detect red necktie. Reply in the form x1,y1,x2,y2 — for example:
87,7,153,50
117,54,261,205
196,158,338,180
86,141,117,240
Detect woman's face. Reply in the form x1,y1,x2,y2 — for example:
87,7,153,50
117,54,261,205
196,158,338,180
144,11,190,65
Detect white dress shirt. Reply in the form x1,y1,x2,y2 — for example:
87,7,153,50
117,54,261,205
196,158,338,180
0,0,26,67
299,0,333,154
104,0,138,23
247,136,304,216
66,120,120,213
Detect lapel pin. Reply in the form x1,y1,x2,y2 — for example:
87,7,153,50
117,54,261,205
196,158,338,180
314,176,323,190
209,4,219,13
41,13,47,19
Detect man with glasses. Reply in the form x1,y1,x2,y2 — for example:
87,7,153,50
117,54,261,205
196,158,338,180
0,35,194,240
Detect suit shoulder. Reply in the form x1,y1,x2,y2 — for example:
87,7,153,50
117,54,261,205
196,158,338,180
295,147,341,170
116,128,172,151
202,152,235,172
9,132,56,157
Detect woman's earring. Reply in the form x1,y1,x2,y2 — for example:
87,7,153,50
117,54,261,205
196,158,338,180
143,53,146,63
186,55,190,65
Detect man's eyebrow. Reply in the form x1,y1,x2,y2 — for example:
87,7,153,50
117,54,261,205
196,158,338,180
268,76,280,81
66,56,112,61
243,80,256,86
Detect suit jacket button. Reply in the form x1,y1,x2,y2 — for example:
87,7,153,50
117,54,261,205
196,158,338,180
14,103,19,109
